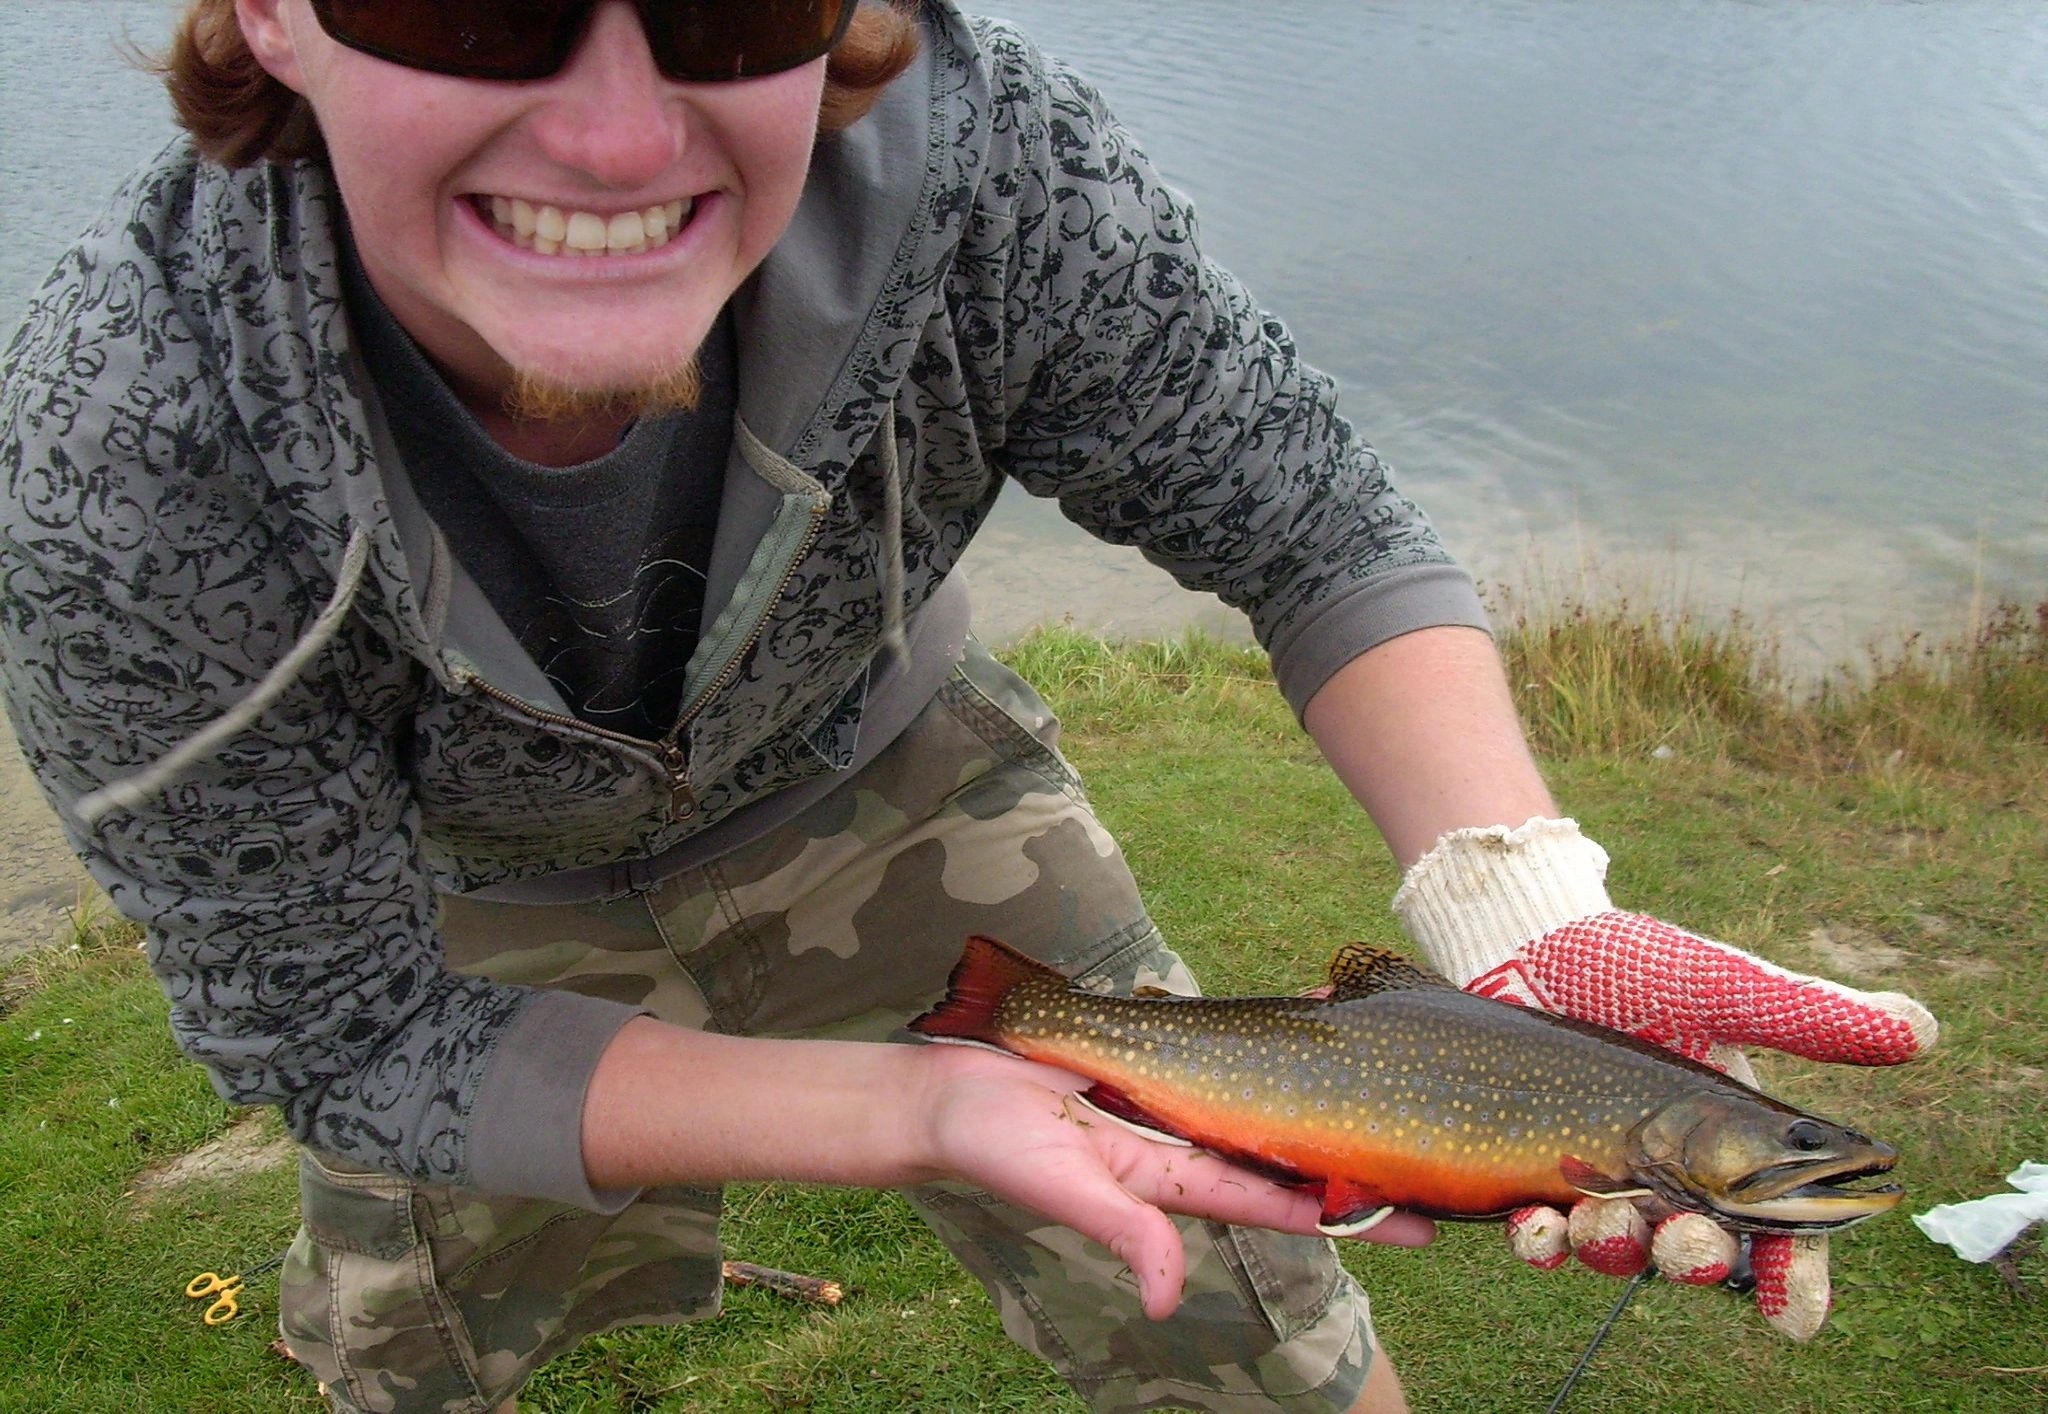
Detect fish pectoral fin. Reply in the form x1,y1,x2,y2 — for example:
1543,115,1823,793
1130,984,1178,999
1558,1154,1649,1198
1073,1085,1194,1147
1316,1178,1395,1237
1324,943,1455,1001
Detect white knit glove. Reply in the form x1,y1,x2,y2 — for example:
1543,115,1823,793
1392,817,1937,1340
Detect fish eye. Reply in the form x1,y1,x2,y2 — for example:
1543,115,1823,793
1786,1119,1830,1152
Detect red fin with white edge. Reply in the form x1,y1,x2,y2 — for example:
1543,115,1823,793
1317,1177,1395,1236
908,936,1063,1045
1074,1084,1194,1147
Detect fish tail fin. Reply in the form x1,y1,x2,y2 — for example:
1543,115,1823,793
909,935,1061,1043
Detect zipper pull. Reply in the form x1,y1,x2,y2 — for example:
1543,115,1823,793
659,741,696,821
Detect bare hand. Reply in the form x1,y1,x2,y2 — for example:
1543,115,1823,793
913,1043,1434,1319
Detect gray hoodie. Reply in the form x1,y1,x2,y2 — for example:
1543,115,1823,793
0,6,1485,1207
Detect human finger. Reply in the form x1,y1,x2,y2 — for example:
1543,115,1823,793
1752,1231,1831,1341
1566,1195,1650,1276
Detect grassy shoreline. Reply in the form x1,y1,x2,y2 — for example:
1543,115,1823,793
2,603,2042,1411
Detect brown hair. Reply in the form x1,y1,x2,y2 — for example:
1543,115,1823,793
157,1,923,169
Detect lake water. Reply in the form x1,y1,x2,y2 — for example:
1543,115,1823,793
968,0,2048,661
3,0,2045,669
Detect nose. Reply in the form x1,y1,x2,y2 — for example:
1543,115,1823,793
526,1,682,188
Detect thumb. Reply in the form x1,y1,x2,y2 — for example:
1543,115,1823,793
1530,915,1938,1064
1008,1132,1191,1319
1107,1204,1190,1321
1054,1156,1189,1319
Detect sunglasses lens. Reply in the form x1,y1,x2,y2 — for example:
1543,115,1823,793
639,0,859,82
311,1,860,83
313,0,585,80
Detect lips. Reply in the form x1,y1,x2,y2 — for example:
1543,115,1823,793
472,194,697,256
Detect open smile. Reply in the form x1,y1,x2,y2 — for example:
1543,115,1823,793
468,194,699,257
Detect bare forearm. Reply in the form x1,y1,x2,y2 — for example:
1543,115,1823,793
578,1015,1431,1318
581,1016,940,1192
1302,625,1555,868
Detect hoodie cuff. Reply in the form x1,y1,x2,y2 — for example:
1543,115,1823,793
466,988,649,1213
1269,562,1491,722
1391,817,1614,985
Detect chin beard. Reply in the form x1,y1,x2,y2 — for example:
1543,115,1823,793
503,358,704,425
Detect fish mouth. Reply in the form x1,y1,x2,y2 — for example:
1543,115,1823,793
1709,1150,1904,1231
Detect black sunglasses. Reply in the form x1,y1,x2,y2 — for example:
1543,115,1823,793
307,0,861,83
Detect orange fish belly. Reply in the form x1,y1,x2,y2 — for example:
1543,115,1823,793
1016,1032,1587,1218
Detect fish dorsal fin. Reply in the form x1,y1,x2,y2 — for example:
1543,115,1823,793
1325,943,1455,1001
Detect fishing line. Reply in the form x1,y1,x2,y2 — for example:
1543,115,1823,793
1543,1265,1654,1413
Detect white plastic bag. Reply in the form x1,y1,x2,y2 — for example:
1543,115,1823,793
1911,1161,2048,1263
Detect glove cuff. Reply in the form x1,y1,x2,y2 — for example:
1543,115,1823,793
1391,816,1614,985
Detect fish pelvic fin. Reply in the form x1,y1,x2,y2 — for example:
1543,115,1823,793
1325,943,1456,1001
1316,1177,1395,1236
1073,1085,1194,1146
908,935,1064,1045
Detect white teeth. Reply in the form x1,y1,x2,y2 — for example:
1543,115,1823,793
606,211,646,253
479,194,694,258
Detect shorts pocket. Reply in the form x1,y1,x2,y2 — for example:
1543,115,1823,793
283,1152,488,1413
939,638,1085,801
1215,1226,1350,1345
282,1156,726,1413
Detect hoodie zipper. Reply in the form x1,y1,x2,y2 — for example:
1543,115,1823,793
666,493,831,749
457,495,829,824
460,675,703,819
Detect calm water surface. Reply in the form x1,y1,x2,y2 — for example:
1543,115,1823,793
4,0,2045,666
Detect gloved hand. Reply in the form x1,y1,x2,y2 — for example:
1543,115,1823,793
1392,817,1938,1340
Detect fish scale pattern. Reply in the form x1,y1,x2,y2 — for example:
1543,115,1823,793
1472,911,1930,1067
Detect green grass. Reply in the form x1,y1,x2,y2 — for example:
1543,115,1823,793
2,606,2043,1411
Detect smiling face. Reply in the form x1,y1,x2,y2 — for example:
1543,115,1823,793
237,0,825,449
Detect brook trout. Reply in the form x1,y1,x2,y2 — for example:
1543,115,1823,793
910,936,1902,1237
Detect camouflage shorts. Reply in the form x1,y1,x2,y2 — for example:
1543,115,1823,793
280,641,1376,1413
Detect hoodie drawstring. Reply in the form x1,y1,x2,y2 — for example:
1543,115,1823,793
80,410,902,827
876,399,909,667
75,526,373,829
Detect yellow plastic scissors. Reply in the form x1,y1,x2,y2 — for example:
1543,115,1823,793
184,1251,285,1325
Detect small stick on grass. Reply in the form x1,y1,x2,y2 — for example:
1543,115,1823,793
721,1260,847,1306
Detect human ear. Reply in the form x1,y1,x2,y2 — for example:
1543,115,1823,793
236,0,310,94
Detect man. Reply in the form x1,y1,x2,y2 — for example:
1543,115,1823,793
0,2,1933,1410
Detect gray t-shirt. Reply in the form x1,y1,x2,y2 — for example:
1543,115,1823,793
344,246,733,742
